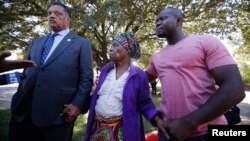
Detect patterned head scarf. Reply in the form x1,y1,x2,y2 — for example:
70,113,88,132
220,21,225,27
114,32,141,59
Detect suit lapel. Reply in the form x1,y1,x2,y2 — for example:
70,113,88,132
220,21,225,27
41,31,75,67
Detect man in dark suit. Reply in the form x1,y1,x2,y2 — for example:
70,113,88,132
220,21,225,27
9,2,93,141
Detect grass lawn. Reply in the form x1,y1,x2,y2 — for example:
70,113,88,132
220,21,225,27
0,94,161,141
0,108,11,141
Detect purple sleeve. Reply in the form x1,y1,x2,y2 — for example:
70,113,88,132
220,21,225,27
138,70,159,126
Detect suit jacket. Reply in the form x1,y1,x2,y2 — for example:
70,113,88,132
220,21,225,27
11,31,93,127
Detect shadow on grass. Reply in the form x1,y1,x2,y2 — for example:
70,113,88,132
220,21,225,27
0,108,11,141
72,113,88,141
0,108,88,141
0,94,161,141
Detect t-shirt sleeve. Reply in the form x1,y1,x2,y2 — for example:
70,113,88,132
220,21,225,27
201,35,236,70
146,56,158,77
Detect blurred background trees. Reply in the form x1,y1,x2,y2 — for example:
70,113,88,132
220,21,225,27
0,0,249,86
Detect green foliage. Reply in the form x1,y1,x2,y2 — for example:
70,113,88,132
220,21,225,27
186,1,241,36
240,63,250,86
234,2,250,85
0,1,47,53
236,1,250,54
236,25,250,54
1,0,249,97
0,0,247,68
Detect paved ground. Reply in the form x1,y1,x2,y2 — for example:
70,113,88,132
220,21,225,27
0,84,250,124
238,93,250,124
0,84,17,108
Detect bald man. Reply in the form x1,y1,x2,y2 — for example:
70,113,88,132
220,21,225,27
146,7,245,141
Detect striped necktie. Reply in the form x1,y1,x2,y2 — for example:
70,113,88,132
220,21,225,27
41,33,58,65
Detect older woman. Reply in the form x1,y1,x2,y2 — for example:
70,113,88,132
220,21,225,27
84,32,166,141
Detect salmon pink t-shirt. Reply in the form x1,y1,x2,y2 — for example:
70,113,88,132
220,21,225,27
147,34,236,136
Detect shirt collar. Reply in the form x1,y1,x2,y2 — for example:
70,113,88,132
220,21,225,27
52,28,70,36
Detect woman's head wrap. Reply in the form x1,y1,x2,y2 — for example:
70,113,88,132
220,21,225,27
114,32,141,59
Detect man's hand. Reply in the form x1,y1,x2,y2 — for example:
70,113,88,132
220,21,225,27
154,115,170,140
61,104,81,123
0,51,36,73
166,117,196,141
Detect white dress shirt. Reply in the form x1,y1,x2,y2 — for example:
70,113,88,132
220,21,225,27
43,28,70,63
95,66,130,118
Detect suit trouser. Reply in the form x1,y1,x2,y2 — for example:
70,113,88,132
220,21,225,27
9,116,74,141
